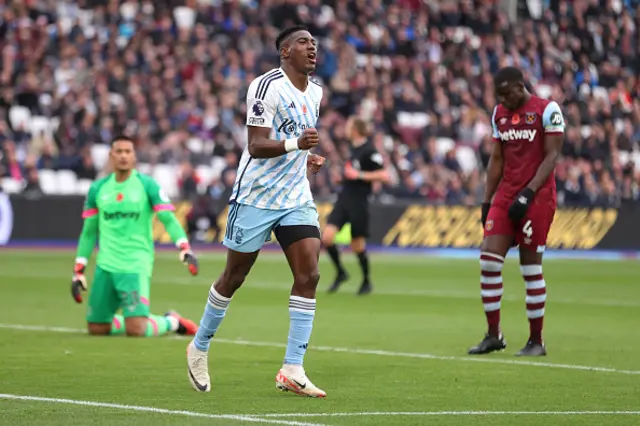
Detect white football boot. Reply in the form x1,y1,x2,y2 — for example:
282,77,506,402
275,365,326,398
186,341,211,392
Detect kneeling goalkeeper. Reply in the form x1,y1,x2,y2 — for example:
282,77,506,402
71,135,199,337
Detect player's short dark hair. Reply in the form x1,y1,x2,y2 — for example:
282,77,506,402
494,67,524,88
275,25,309,51
110,135,135,146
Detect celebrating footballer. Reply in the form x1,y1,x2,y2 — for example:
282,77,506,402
186,26,328,398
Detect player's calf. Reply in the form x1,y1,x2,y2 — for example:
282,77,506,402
351,237,372,295
517,263,547,356
468,251,507,355
324,221,348,293
480,252,505,337
214,251,258,297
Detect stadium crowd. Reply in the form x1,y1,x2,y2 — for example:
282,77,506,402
1,0,639,210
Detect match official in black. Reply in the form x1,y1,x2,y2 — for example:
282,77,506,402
322,117,390,295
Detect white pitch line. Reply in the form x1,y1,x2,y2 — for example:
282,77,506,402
1,269,639,308
1,323,639,376
255,410,640,418
0,394,325,426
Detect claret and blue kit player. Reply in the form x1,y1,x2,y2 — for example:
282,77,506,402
186,25,328,398
469,67,565,357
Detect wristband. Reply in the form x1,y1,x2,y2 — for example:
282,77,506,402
284,138,299,153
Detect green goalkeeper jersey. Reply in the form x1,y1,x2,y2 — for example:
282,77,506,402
80,170,180,275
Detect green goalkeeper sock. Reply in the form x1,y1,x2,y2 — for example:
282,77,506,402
110,314,175,337
111,315,126,336
145,314,173,337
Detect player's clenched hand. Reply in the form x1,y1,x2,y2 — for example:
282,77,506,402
508,188,535,221
481,203,491,227
71,263,87,304
297,128,319,150
179,242,199,276
307,154,326,174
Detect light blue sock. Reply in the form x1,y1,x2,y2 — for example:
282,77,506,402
193,286,231,351
284,296,316,366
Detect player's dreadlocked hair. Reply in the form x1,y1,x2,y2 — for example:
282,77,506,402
494,67,524,88
275,25,309,52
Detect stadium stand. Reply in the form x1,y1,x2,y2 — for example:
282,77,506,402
0,0,639,207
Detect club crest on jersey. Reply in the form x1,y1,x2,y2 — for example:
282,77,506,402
252,100,264,116
511,114,520,125
486,220,494,231
235,228,244,245
116,193,124,202
525,112,537,125
302,104,307,114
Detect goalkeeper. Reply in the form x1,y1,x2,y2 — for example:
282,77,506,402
72,135,199,337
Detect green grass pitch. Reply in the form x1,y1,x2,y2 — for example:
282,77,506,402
0,249,639,426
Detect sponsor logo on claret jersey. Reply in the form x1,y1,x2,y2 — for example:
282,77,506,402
498,129,537,142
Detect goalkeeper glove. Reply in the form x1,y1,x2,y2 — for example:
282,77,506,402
179,242,199,276
71,263,87,304
508,187,535,221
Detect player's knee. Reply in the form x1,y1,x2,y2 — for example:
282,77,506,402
123,318,147,337
87,323,111,336
479,252,505,272
219,265,250,293
293,268,320,289
126,329,145,337
350,237,366,253
520,264,543,276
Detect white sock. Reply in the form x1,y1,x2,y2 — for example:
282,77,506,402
166,315,180,332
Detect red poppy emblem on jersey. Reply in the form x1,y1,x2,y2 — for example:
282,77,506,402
302,104,307,114
116,193,124,202
525,112,537,125
511,114,520,125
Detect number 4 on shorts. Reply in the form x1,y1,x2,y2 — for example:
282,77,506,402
522,220,533,238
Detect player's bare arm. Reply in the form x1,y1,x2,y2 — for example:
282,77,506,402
525,133,563,192
247,126,319,158
71,213,98,303
484,142,504,204
345,165,390,183
482,142,504,225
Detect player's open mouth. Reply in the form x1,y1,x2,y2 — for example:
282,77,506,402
307,52,316,64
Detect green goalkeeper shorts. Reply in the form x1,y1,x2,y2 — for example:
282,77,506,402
86,266,151,323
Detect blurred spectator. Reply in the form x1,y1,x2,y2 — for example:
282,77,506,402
186,169,235,243
178,161,200,201
76,151,97,180
0,0,637,209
